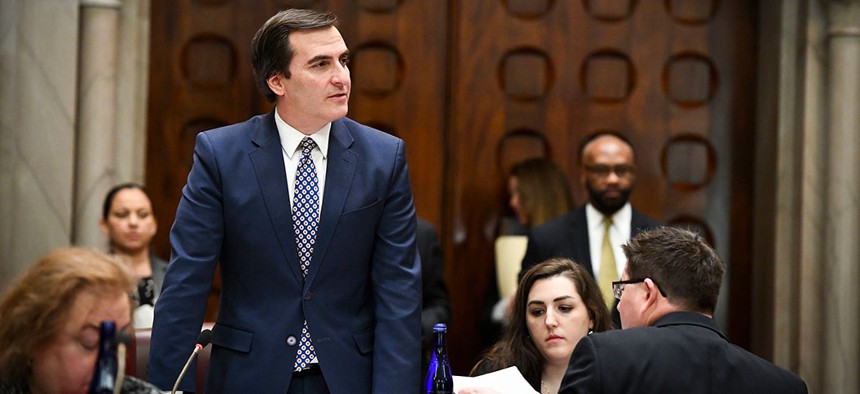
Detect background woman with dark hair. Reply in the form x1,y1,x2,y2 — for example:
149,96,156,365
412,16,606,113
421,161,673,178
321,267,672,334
100,183,166,328
464,258,613,394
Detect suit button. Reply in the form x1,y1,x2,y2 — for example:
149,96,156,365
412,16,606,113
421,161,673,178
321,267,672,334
304,292,313,300
286,336,297,346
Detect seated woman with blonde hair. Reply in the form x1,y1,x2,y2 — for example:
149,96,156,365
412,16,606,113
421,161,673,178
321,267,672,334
463,258,613,394
0,247,160,393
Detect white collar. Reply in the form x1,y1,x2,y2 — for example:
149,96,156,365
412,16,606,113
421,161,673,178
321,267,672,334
275,109,331,159
586,202,632,232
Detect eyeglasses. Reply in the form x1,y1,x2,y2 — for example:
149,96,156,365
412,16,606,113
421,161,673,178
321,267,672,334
584,164,635,178
611,278,667,300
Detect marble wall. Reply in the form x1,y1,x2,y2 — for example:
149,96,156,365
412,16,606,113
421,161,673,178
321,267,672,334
0,0,81,290
0,0,149,290
754,0,860,393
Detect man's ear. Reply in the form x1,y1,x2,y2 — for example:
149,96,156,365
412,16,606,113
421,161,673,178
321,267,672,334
642,278,661,307
267,73,286,97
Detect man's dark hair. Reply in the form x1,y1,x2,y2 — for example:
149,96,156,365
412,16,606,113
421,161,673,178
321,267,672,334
622,226,725,314
251,9,338,102
577,131,635,166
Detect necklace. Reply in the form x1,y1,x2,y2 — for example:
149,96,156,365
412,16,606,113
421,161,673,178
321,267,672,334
541,379,550,394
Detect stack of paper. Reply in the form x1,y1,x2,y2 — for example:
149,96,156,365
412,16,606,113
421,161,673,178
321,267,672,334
453,366,539,394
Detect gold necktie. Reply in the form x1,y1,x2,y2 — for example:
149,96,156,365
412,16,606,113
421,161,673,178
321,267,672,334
599,217,616,309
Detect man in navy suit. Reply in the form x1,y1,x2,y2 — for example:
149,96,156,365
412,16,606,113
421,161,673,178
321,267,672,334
521,132,660,326
560,226,808,393
147,9,421,393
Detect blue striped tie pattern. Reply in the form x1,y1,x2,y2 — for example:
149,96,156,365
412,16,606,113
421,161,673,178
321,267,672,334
292,137,319,370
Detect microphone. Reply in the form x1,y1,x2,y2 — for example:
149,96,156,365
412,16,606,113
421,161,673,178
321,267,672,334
171,329,212,394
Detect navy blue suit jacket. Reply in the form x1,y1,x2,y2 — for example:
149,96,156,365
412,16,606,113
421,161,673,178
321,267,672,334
560,312,808,394
148,112,421,393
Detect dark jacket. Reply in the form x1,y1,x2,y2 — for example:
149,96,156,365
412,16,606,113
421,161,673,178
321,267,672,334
560,312,808,394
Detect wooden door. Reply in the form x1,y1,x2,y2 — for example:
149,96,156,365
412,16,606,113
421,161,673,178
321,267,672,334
447,0,755,371
146,0,449,352
147,0,756,375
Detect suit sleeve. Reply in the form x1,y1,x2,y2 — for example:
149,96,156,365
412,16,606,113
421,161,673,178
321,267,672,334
371,140,422,392
560,336,601,394
147,132,222,390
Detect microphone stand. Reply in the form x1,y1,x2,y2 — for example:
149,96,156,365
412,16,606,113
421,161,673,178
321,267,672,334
171,344,204,394
171,329,212,394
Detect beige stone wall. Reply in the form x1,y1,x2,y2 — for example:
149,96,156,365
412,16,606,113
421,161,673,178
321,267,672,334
755,0,860,392
0,0,149,290
0,0,81,290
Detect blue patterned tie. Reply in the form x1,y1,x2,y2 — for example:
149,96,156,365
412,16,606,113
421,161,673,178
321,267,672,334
292,137,319,370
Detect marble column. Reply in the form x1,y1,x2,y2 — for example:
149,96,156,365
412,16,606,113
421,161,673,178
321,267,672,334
75,0,122,249
797,1,828,391
115,0,151,184
757,0,860,392
823,1,860,393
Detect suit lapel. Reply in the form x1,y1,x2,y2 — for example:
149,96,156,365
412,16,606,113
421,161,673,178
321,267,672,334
248,111,304,285
303,119,356,287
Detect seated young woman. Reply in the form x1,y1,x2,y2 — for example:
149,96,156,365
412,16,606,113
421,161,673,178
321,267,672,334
463,258,613,394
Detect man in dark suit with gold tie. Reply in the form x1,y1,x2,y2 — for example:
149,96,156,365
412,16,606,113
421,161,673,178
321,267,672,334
520,132,660,326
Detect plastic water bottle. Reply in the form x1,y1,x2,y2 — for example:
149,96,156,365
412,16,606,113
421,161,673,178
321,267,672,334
88,321,118,394
425,323,453,394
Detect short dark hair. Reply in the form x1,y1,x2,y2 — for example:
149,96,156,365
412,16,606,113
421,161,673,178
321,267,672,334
102,182,151,220
577,131,635,166
251,9,338,102
622,226,725,314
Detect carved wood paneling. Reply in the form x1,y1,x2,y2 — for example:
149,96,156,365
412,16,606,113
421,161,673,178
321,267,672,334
326,1,448,224
448,0,756,369
147,0,757,374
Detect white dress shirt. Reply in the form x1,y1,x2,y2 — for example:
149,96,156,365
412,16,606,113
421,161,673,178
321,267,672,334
274,110,330,214
586,202,632,279
275,109,330,367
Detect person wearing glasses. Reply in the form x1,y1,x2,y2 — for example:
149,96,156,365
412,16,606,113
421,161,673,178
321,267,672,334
520,132,660,327
559,227,808,394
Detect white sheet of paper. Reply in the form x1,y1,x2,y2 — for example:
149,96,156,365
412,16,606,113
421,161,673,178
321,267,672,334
453,366,539,394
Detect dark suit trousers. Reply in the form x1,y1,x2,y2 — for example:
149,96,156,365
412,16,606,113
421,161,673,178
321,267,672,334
287,365,329,394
